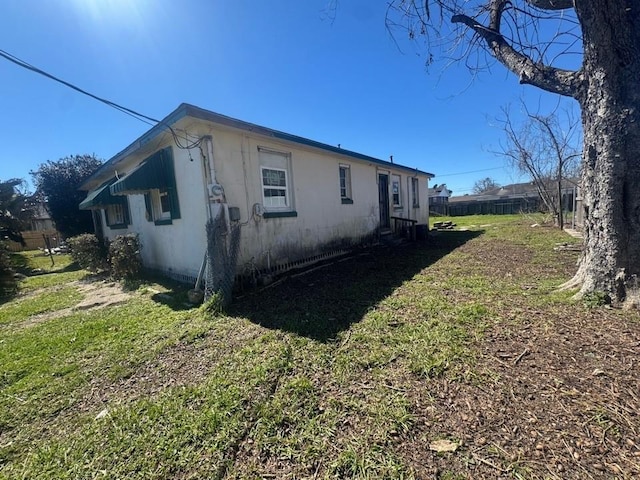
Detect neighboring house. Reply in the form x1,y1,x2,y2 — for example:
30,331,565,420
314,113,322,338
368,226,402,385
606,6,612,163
427,184,452,215
79,103,434,287
29,202,55,231
4,202,61,252
448,180,581,226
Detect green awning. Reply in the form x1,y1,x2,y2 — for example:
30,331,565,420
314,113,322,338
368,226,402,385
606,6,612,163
79,179,126,210
110,148,173,196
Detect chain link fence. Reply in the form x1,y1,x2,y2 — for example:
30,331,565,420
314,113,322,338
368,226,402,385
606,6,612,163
204,207,241,307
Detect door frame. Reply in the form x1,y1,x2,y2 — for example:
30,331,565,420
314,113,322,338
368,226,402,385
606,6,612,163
378,172,390,230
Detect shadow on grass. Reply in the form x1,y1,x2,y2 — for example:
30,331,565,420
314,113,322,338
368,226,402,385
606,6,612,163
9,253,81,276
8,252,29,274
141,273,196,311
230,230,483,342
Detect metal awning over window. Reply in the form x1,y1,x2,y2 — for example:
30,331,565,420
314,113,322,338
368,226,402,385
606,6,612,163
79,179,127,210
110,148,174,196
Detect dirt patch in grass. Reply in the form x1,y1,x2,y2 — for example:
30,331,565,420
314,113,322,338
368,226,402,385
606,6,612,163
397,309,640,479
73,279,132,310
393,232,640,479
15,279,133,329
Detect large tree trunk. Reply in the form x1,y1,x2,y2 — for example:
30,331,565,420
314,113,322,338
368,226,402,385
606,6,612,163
569,1,640,305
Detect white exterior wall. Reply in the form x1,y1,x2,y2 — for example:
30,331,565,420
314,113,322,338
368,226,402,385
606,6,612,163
198,125,429,272
98,118,430,280
100,143,209,282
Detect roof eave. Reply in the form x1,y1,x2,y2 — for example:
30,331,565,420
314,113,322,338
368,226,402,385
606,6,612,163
81,103,435,189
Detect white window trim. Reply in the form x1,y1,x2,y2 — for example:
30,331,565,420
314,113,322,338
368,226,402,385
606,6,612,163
260,166,290,210
152,189,171,221
411,177,420,208
339,164,352,200
392,174,402,208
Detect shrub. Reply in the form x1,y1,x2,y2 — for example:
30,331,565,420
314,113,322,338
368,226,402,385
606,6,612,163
0,242,17,297
67,234,109,272
108,234,141,280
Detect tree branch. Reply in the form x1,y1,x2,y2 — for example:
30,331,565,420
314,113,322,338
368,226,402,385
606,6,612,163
451,12,582,98
525,0,574,11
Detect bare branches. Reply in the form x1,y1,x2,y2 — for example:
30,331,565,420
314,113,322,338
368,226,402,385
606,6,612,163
451,10,582,97
526,0,574,10
495,101,582,227
388,1,584,97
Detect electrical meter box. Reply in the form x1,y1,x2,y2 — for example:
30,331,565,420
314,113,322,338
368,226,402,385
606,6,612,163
228,207,241,222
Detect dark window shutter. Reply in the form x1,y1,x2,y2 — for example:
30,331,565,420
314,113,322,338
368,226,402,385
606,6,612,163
144,193,153,221
123,198,131,225
160,148,181,219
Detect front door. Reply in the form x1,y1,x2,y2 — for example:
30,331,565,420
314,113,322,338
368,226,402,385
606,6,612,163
378,173,390,229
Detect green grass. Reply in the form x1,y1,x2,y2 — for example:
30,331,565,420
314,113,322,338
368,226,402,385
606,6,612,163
0,217,590,478
10,250,74,274
430,213,528,229
0,285,83,326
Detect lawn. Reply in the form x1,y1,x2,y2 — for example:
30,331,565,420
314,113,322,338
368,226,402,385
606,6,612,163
1,215,639,479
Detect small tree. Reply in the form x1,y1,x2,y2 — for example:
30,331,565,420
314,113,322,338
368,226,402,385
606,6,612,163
497,105,581,229
0,178,32,245
0,178,33,297
472,177,500,194
31,155,102,238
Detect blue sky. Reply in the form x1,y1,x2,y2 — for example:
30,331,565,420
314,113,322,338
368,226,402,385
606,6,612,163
0,0,578,196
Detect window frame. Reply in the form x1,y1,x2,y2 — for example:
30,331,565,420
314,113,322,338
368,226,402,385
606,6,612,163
411,177,420,208
144,187,178,226
105,202,129,230
261,166,290,209
257,147,297,218
391,174,402,208
339,164,353,204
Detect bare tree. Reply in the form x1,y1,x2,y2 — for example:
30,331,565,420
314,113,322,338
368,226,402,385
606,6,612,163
472,177,500,194
388,1,640,305
497,105,581,229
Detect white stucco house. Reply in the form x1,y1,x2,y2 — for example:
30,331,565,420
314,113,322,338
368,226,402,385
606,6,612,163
79,103,434,287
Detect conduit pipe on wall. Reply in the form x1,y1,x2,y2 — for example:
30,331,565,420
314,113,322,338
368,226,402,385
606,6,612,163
205,136,218,189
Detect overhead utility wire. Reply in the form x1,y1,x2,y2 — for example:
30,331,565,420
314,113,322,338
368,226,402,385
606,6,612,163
435,166,505,177
0,48,202,150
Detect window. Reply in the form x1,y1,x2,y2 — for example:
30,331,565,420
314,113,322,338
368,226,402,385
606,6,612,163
258,147,296,217
261,167,289,208
105,203,129,229
156,189,172,220
392,174,402,207
144,188,176,224
339,165,353,204
411,178,419,208
111,147,180,225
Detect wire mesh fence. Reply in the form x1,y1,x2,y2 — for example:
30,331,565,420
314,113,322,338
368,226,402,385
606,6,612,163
204,207,241,307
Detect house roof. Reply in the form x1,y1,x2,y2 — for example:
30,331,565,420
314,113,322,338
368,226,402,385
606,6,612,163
427,183,452,196
82,103,434,190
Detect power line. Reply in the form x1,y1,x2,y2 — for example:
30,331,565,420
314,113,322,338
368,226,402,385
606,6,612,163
434,166,506,177
0,48,203,150
0,49,159,126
